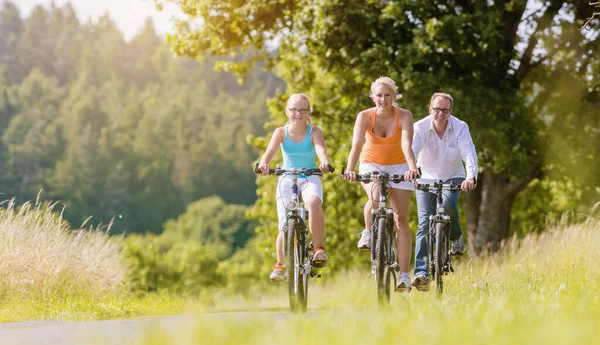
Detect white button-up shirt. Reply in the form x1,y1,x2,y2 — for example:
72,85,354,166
412,115,478,181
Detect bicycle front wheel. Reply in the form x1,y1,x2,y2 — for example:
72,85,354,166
434,221,444,294
375,217,390,306
286,218,308,313
297,230,308,312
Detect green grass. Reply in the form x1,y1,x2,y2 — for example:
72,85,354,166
128,218,600,344
2,196,600,345
0,292,189,322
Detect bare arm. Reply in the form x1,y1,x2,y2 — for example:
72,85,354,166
399,109,419,181
258,127,284,175
310,126,331,172
344,110,370,181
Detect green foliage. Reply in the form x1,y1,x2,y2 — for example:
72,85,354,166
162,196,258,259
121,196,258,294
164,0,600,253
122,233,225,294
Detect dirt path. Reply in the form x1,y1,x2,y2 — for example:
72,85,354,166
0,311,296,345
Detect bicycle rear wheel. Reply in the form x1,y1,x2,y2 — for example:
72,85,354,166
434,221,444,294
375,217,390,306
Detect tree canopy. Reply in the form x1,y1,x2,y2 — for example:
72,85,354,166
0,1,283,233
161,0,599,256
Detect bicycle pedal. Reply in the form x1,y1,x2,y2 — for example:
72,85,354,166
358,248,371,252
312,260,327,268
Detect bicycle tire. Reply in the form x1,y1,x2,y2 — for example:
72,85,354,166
385,223,397,301
428,221,435,282
434,221,444,294
286,218,299,312
297,228,308,313
375,217,389,306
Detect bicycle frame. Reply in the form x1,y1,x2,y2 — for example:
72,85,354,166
255,163,332,313
416,180,461,294
345,168,404,305
368,172,398,272
283,170,311,313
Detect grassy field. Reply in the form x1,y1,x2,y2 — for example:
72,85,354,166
0,199,188,322
134,218,600,345
2,198,599,344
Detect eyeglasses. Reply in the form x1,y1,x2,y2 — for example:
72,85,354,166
287,108,310,114
431,107,451,114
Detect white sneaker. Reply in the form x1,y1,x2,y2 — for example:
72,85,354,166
269,264,285,282
396,272,411,293
411,274,430,292
357,229,371,250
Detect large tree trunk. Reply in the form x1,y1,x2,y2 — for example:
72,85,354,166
464,170,537,255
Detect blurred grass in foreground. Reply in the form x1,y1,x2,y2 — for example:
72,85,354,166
128,218,600,344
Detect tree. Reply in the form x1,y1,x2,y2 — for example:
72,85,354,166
2,69,64,201
159,0,600,255
0,1,24,83
161,196,258,259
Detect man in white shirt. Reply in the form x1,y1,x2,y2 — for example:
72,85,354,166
411,92,478,291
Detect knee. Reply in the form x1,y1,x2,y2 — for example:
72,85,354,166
393,213,409,229
443,204,458,215
306,197,322,212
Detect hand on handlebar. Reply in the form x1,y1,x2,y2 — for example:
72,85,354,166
257,163,270,176
461,178,476,191
319,163,335,174
404,169,419,182
341,167,357,182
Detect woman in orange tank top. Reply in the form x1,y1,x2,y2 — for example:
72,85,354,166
342,76,418,292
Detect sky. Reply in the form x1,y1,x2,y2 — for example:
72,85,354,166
6,0,183,40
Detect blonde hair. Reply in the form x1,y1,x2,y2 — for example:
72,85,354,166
286,93,312,125
430,92,454,109
370,76,402,104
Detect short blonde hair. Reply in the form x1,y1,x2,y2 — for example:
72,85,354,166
430,92,453,109
370,76,402,102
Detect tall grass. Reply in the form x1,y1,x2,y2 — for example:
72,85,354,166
0,197,124,297
125,218,600,345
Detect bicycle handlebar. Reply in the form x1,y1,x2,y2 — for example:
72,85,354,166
341,166,406,184
416,181,462,193
254,163,335,176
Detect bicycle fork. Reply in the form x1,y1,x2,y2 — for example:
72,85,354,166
428,216,453,276
370,210,398,273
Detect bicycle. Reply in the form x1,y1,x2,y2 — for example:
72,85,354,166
415,180,462,294
342,167,406,306
255,163,334,313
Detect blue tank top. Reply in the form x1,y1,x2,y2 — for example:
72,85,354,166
281,125,317,169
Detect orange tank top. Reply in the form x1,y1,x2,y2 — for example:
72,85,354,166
359,107,406,165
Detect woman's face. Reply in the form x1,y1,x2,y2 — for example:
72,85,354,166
286,97,310,125
371,84,395,110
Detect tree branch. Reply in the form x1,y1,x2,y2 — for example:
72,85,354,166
581,2,600,30
500,0,528,54
515,1,564,84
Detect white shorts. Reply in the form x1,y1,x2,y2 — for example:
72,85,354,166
276,175,323,231
358,162,415,191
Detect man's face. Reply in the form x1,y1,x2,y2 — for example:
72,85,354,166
429,96,452,127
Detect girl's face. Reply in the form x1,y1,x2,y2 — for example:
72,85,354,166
371,84,395,110
286,98,310,125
